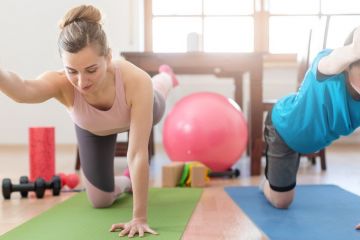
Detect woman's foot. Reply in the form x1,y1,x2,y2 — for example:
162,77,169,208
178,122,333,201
123,168,130,179
159,64,179,87
122,168,132,193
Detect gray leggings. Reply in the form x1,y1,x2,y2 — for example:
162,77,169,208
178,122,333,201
264,109,300,192
75,91,165,207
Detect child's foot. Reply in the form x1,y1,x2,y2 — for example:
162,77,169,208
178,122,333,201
159,64,179,87
122,168,132,193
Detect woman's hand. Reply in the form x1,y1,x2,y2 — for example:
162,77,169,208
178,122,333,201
109,218,158,238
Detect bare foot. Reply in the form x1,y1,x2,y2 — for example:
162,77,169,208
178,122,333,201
159,64,179,87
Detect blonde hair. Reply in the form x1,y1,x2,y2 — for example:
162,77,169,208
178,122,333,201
58,5,109,56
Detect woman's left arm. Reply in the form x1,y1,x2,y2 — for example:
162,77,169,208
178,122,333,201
111,60,158,237
127,66,153,223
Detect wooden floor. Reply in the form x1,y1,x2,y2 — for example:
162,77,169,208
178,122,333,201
0,143,360,239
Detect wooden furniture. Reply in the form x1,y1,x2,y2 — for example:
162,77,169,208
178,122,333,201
121,52,264,175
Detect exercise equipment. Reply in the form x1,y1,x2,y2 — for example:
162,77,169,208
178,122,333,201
163,92,248,171
2,176,61,199
45,176,62,196
29,127,55,182
162,161,209,188
19,176,30,198
225,185,360,240
57,172,80,189
208,168,240,178
0,188,203,240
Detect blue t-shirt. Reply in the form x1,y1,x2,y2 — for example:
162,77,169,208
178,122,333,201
272,49,360,153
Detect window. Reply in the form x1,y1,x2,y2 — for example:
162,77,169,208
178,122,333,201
150,0,254,52
268,0,360,53
145,0,360,54
326,16,360,48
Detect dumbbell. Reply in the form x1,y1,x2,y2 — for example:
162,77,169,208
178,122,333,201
208,168,240,178
2,176,61,200
2,177,46,199
45,176,62,196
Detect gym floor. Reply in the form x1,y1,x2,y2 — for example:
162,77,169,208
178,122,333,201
0,143,360,239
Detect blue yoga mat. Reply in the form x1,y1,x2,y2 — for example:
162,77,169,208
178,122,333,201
225,185,360,240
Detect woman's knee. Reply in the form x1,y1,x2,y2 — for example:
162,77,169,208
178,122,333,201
88,192,114,208
84,177,115,208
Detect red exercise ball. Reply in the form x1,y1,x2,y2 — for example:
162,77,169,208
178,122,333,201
57,172,67,187
65,173,79,189
163,92,248,171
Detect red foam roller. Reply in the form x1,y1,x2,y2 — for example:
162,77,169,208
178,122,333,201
29,127,55,182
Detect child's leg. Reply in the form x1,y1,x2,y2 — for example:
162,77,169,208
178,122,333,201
262,110,300,209
75,125,131,208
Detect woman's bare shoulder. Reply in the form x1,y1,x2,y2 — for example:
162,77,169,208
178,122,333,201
36,70,66,81
41,70,74,107
113,59,152,105
114,59,150,84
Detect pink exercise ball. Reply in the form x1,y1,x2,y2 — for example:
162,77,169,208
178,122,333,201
163,92,248,171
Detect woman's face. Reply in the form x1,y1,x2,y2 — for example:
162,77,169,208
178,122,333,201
61,45,111,95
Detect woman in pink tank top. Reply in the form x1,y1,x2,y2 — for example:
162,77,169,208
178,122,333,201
0,4,178,238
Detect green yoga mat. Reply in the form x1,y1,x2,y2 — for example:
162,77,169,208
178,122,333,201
0,188,202,239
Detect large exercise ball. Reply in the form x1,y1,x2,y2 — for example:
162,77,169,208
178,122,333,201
163,92,248,171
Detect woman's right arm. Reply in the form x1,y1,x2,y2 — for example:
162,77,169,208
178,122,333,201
0,69,66,104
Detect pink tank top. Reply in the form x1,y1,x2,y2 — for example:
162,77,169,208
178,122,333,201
67,65,131,136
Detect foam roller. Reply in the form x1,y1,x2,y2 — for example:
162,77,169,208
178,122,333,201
29,127,55,182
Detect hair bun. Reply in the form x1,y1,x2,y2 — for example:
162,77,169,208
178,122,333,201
59,5,102,30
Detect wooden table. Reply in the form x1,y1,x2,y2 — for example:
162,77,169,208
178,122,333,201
121,52,264,175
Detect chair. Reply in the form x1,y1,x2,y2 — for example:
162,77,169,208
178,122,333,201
75,129,155,170
259,17,330,171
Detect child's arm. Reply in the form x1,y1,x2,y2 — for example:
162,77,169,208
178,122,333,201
318,26,360,75
0,69,64,103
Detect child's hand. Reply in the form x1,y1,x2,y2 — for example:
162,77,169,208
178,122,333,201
355,222,360,230
109,218,158,238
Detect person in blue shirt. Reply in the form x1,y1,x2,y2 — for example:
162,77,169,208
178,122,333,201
262,26,360,228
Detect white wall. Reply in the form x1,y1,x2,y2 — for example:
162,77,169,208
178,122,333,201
0,0,141,144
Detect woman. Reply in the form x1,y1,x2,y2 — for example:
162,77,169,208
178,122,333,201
0,4,178,237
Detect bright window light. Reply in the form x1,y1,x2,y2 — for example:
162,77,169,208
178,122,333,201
322,0,360,14
269,16,318,53
204,0,253,15
153,17,202,52
269,0,319,14
204,17,253,52
152,0,202,15
326,16,360,48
